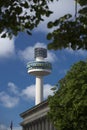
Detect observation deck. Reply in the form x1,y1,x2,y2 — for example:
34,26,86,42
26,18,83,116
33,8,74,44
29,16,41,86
27,61,52,76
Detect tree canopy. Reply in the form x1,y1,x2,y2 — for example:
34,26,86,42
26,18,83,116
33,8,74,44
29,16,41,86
0,0,87,50
48,60,87,130
0,0,53,38
47,0,87,50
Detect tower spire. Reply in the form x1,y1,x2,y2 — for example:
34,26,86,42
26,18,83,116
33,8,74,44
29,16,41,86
10,121,13,130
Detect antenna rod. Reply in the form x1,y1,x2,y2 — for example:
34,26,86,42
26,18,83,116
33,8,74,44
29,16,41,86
10,121,13,130
75,0,77,18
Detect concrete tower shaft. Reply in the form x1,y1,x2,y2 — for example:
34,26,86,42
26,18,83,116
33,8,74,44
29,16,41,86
27,48,52,105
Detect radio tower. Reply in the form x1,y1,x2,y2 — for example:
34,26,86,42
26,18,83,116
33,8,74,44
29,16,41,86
27,48,52,105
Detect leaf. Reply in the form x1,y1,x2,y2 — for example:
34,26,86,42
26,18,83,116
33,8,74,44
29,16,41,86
53,19,59,26
23,1,29,8
15,6,22,15
47,33,52,40
47,21,53,28
46,10,53,17
48,60,87,130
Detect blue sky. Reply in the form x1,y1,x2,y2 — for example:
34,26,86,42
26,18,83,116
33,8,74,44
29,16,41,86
0,0,87,130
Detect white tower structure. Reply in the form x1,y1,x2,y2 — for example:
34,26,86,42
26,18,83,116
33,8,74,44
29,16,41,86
27,48,52,105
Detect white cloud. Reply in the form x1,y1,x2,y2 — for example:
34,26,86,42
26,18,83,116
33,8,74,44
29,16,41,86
11,126,22,130
21,85,35,100
0,92,19,108
34,42,46,48
18,42,57,62
0,124,22,130
49,0,75,18
0,124,8,130
34,0,75,32
46,51,57,62
21,84,53,101
44,84,54,99
18,46,34,62
8,82,19,95
0,81,53,108
0,37,15,58
0,82,20,108
65,48,87,57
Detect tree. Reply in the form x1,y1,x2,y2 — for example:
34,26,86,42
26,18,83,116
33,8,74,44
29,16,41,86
47,0,87,50
0,0,54,38
0,0,87,50
48,61,87,130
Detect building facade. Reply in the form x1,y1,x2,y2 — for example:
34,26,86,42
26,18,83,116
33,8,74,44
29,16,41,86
20,100,56,130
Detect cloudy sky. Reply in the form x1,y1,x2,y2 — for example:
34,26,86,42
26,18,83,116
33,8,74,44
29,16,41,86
0,0,86,130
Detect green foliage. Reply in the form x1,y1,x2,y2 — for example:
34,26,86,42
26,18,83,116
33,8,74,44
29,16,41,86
0,0,53,38
47,0,87,50
48,61,87,130
0,0,87,51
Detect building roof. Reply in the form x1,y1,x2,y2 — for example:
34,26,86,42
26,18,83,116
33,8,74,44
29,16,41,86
20,100,49,126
